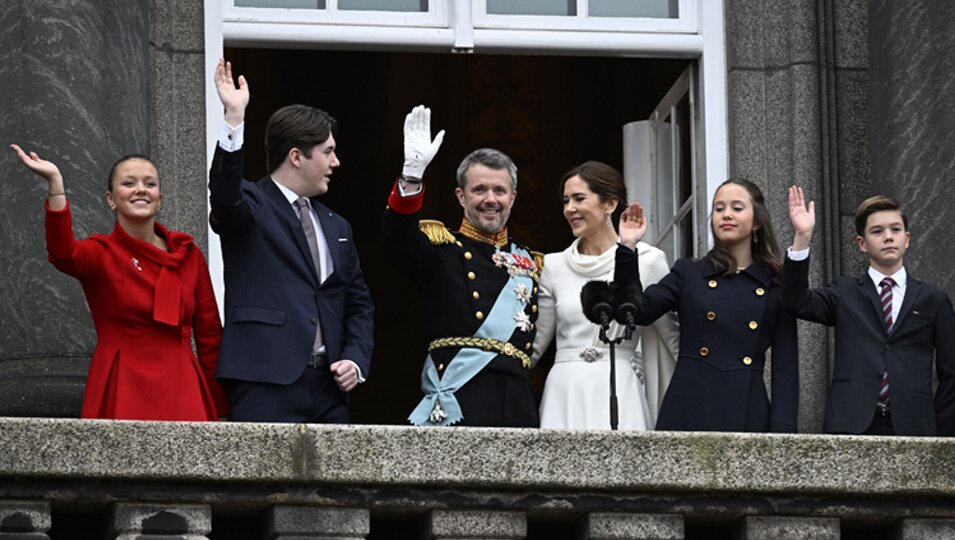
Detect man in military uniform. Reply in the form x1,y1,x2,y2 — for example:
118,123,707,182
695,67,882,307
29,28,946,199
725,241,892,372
382,105,541,427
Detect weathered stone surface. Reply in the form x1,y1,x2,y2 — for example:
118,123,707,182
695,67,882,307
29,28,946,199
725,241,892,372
894,518,955,540
112,502,210,539
734,516,839,539
429,509,526,539
869,1,955,295
0,500,50,535
583,512,683,540
2,419,955,498
268,505,369,538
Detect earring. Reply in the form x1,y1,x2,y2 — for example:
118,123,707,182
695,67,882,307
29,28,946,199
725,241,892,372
606,212,612,224
752,232,758,245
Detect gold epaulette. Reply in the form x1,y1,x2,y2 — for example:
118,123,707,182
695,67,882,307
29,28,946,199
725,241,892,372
531,250,545,270
419,219,456,245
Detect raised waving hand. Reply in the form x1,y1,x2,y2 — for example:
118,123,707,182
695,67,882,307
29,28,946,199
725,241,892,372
402,105,445,180
10,144,66,211
787,185,815,250
214,58,249,127
617,202,648,250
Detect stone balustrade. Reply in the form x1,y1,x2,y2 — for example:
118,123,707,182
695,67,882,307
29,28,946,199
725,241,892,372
1,418,955,538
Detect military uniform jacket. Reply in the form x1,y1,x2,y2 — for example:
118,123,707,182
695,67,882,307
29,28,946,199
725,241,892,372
383,182,540,427
616,246,799,432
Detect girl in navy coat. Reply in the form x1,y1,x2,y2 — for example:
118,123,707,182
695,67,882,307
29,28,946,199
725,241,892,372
614,179,798,432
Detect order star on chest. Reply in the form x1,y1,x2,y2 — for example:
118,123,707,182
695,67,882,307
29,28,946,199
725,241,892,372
512,282,533,332
491,247,539,278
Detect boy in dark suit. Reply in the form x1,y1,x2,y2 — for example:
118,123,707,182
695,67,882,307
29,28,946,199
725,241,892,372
782,187,955,435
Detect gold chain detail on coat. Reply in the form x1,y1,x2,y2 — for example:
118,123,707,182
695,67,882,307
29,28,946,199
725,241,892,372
428,337,531,369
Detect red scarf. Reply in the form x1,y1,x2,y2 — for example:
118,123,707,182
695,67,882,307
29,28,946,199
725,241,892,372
112,221,194,326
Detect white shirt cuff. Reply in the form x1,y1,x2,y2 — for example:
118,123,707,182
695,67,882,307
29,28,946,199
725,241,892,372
218,121,244,152
344,360,366,384
787,247,810,261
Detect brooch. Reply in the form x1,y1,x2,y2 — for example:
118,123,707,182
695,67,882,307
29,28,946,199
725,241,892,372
130,258,143,272
579,348,603,362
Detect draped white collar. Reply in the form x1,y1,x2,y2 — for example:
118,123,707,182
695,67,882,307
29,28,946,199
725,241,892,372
565,237,618,277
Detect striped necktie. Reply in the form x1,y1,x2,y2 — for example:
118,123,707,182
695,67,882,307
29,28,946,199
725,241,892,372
878,276,896,406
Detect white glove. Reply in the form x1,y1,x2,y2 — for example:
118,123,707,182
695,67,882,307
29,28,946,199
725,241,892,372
402,105,445,179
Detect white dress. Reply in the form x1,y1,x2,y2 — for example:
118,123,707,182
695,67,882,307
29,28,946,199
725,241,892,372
533,239,679,430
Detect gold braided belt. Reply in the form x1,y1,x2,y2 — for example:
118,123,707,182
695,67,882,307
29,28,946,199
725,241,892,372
428,337,531,369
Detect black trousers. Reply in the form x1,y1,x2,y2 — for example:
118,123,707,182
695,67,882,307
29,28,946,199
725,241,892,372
223,364,348,423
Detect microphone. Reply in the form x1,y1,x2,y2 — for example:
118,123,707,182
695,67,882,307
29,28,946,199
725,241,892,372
611,280,644,329
581,281,614,329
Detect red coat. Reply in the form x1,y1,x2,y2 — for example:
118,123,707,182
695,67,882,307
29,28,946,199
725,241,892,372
45,201,228,420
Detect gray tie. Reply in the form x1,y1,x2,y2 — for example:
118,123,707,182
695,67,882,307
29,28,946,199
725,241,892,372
295,197,324,353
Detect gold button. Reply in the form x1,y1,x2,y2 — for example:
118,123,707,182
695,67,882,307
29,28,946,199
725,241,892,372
456,241,463,247
464,251,473,260
755,288,765,296
476,311,484,320
472,291,480,300
532,305,538,313
437,363,445,371
699,346,710,357
706,311,716,321
530,323,535,331
468,271,476,280
743,356,753,366
708,280,718,289
748,321,758,330
525,342,531,350
534,287,538,294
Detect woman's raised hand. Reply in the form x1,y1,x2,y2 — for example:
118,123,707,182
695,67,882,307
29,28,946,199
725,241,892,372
10,144,62,185
618,202,647,249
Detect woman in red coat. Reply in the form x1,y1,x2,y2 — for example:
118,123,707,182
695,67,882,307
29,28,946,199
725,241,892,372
11,144,227,421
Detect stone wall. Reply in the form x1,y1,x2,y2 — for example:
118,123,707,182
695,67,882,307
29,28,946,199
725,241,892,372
868,1,955,292
1,419,954,538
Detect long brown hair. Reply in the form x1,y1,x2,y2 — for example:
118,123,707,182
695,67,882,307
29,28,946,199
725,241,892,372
705,178,783,280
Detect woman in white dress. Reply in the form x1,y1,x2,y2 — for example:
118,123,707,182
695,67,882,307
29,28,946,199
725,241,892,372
533,162,679,429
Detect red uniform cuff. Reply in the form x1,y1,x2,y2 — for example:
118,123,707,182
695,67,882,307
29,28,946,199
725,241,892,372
386,178,425,214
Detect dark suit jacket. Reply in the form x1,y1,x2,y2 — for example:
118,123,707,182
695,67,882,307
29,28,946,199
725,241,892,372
780,256,955,435
209,145,374,388
616,247,799,433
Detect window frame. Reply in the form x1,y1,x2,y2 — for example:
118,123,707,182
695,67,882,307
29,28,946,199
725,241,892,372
474,0,698,34
206,0,729,306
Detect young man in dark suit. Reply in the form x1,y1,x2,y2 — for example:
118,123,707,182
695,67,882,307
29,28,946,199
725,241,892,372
209,59,374,423
783,187,955,435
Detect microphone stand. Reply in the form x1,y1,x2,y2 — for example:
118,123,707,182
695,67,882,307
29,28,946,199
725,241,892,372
597,323,634,431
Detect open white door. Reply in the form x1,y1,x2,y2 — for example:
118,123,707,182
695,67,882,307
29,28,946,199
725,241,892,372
622,64,700,263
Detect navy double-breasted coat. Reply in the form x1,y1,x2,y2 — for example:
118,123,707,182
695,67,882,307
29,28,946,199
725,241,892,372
616,246,799,432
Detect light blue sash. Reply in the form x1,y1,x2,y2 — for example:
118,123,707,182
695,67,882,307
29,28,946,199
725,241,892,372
408,246,534,426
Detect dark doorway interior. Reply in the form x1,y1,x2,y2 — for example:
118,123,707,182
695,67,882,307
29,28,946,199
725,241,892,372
223,47,689,424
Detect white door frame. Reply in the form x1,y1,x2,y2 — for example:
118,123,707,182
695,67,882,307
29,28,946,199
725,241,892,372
203,0,728,311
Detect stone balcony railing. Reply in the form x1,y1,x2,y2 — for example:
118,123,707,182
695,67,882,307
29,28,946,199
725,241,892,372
2,418,955,539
